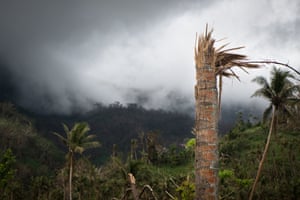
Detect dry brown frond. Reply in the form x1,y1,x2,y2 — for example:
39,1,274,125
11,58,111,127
195,25,217,68
194,25,260,114
195,26,260,76
214,39,259,78
218,75,223,115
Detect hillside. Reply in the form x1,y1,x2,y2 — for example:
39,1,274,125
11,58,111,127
0,101,299,199
27,103,194,163
25,102,261,163
219,121,300,199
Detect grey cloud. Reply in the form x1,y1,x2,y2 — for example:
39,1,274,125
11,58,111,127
0,0,210,113
0,0,299,114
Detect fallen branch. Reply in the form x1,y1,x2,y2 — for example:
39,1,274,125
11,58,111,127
139,185,158,200
165,190,176,200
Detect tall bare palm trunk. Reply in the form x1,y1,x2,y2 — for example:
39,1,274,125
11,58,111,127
193,25,259,200
69,151,73,200
249,106,276,200
194,30,219,200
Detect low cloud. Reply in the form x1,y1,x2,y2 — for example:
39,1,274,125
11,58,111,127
0,0,299,113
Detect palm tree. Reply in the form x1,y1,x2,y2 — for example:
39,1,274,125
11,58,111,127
194,26,258,200
253,68,299,129
54,122,100,200
249,68,299,200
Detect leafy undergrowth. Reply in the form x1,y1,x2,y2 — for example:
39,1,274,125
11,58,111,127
219,124,300,199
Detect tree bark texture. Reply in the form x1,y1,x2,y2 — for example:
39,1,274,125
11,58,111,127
194,35,219,200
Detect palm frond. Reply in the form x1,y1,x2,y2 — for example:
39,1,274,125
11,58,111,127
282,104,294,118
263,105,273,123
82,141,101,150
74,146,85,154
271,68,293,94
62,123,70,136
195,25,260,114
219,71,236,77
253,67,300,126
229,69,240,81
56,122,100,155
218,75,222,116
195,26,216,68
215,51,259,72
217,46,245,54
252,76,268,86
84,134,97,140
215,43,230,52
286,97,300,105
280,85,299,99
53,132,68,145
251,88,273,100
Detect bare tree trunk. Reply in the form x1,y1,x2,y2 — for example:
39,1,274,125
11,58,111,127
249,106,276,200
128,173,139,200
69,151,73,200
194,30,219,200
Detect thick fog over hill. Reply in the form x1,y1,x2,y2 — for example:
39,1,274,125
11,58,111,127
0,0,299,114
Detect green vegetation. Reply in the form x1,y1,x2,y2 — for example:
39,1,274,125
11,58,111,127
53,122,101,200
0,96,299,199
0,101,197,199
0,148,16,199
219,118,300,199
249,67,300,199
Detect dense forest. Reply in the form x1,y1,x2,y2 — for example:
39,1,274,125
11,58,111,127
0,96,299,199
23,101,261,164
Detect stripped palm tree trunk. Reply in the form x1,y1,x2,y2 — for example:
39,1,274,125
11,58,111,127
69,151,73,200
248,106,276,200
194,25,259,199
128,173,139,200
194,29,219,200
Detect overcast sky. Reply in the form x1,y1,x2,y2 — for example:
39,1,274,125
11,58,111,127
0,0,299,114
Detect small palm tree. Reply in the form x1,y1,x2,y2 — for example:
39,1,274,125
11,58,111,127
54,122,100,200
253,67,299,125
249,68,300,200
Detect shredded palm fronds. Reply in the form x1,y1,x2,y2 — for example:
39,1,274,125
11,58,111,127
194,25,260,114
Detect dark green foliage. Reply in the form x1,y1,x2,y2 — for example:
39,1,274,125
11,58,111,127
95,134,195,199
0,149,15,188
219,169,252,200
219,124,300,199
28,175,63,200
0,149,16,199
0,102,64,199
0,100,299,199
176,176,195,200
158,143,193,166
249,68,300,199
0,103,63,176
26,102,263,162
252,67,300,125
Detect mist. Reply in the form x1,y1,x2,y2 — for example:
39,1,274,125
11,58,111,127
0,0,299,114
